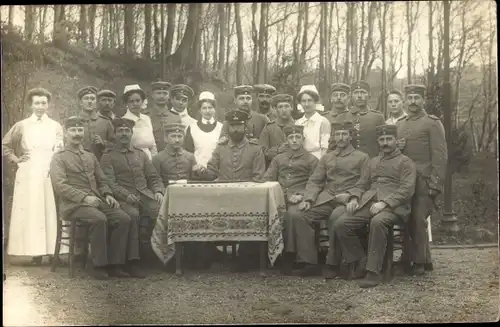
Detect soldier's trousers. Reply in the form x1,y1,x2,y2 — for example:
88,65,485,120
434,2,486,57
334,202,403,274
67,205,139,267
326,206,346,266
408,194,433,265
120,195,161,243
285,200,344,265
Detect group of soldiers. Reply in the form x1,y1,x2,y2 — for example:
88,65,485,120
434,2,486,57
8,77,446,289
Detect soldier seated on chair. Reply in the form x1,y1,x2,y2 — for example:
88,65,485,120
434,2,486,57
261,125,319,275
50,117,145,280
291,121,370,277
333,124,417,288
99,118,165,266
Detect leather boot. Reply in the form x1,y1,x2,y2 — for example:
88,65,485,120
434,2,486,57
291,263,319,277
323,264,339,280
108,265,130,278
358,271,383,288
411,263,426,276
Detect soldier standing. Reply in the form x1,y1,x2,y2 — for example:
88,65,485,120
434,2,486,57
396,84,447,275
254,84,278,121
219,86,270,142
325,83,350,124
385,90,407,125
169,84,197,129
259,94,296,165
341,81,385,158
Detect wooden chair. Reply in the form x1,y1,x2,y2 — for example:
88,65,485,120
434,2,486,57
50,197,90,278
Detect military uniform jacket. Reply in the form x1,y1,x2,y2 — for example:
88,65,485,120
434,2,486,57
220,111,270,139
396,110,447,194
50,146,113,219
263,147,318,200
304,144,370,206
339,109,385,158
152,146,197,186
261,108,278,122
100,146,165,202
207,137,266,182
147,108,182,151
324,108,349,125
79,112,115,160
258,120,295,164
348,148,417,218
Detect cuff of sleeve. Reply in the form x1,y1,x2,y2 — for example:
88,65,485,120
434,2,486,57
381,198,398,209
78,192,91,203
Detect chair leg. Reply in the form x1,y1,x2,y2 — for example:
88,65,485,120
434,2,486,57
222,245,228,256
82,226,90,269
384,226,394,282
69,221,77,278
231,244,237,259
51,220,63,273
175,243,183,276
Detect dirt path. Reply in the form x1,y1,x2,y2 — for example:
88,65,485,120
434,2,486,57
3,248,499,325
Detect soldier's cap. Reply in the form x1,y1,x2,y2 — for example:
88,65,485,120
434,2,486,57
283,125,304,137
97,89,116,99
151,81,172,91
376,124,398,137
170,84,194,99
331,121,355,132
297,85,320,100
254,84,277,95
234,85,254,97
271,94,294,107
64,116,84,129
350,80,371,93
163,123,186,135
404,84,426,97
198,91,216,102
77,86,98,99
122,84,146,102
112,118,135,130
331,83,351,94
225,109,249,124
27,87,52,102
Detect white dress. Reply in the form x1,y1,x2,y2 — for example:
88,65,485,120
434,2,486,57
122,110,158,160
190,121,223,167
2,114,68,256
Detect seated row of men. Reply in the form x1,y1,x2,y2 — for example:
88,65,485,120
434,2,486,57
52,105,417,288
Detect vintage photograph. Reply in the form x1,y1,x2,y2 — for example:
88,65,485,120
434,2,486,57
2,2,499,325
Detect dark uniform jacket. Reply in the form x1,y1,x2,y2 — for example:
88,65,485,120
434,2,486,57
220,111,270,140
348,148,417,218
147,108,182,152
304,144,370,206
263,147,318,201
100,146,165,202
50,146,113,219
79,112,115,160
207,137,266,182
259,119,295,164
152,146,197,186
396,110,447,194
323,108,349,124
337,108,385,158
260,108,278,122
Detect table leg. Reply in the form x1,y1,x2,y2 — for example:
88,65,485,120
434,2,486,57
175,243,183,276
259,241,267,278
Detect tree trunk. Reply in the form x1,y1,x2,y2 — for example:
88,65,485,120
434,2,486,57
115,5,122,51
79,5,88,44
153,4,160,59
357,3,365,81
38,6,48,43
319,3,325,87
299,2,309,66
24,5,35,42
8,6,14,29
213,4,219,71
160,4,165,78
344,3,351,83
143,4,152,59
175,4,185,49
225,3,233,81
165,4,176,56
109,5,115,49
218,3,226,73
251,3,259,83
88,5,97,48
256,3,267,83
361,2,376,80
124,5,134,55
235,3,244,85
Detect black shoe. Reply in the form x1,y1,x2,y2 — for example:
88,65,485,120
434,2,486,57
108,266,131,278
349,257,367,280
411,263,426,276
424,262,434,271
291,264,320,277
358,271,383,288
323,265,339,280
125,263,147,279
89,266,109,280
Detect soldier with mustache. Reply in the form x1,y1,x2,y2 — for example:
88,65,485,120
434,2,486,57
254,84,278,122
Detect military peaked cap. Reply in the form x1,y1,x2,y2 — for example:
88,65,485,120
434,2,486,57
350,81,371,93
271,94,294,107
170,84,194,98
64,116,84,129
112,118,135,130
376,124,398,137
331,121,355,132
254,84,277,95
225,109,249,124
283,125,304,136
163,123,186,135
97,89,116,98
77,86,98,99
331,83,351,94
404,84,426,97
234,85,254,97
151,81,172,91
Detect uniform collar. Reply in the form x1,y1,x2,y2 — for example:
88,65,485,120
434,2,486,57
349,106,370,115
287,147,307,159
407,109,427,121
229,137,248,149
276,118,294,127
389,111,407,121
98,111,114,120
66,145,85,154
115,145,134,153
79,111,98,121
333,144,355,156
381,147,401,160
172,108,189,117
30,113,48,122
166,145,184,156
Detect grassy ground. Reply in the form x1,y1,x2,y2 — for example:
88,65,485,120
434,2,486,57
3,248,499,325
